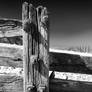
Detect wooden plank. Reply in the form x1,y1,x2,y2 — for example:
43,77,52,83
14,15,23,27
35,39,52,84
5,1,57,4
37,6,49,92
29,3,39,92
22,2,29,92
0,28,23,37
0,75,23,92
40,7,49,92
0,43,92,60
0,43,23,60
0,67,92,92
0,66,23,76
0,18,21,26
0,57,22,68
0,68,92,92
0,67,92,83
23,2,38,92
0,42,91,59
0,18,22,37
50,71,92,82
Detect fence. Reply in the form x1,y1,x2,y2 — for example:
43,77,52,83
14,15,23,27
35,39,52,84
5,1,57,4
0,2,92,92
0,2,49,92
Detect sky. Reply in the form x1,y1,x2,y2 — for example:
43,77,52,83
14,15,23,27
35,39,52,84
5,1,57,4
0,0,92,50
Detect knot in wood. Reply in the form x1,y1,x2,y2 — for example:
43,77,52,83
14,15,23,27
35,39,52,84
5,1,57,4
30,55,38,64
27,85,36,92
23,19,35,33
42,15,48,24
23,19,31,33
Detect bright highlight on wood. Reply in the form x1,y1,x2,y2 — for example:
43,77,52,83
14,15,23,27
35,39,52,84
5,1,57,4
0,66,92,83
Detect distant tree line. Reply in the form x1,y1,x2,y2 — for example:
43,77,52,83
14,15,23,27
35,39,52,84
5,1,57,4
68,46,91,53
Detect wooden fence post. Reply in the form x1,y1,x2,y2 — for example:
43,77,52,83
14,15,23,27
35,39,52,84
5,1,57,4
37,6,49,92
22,2,49,92
22,2,37,92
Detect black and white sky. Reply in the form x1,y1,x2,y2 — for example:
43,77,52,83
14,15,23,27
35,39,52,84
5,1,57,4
0,0,92,49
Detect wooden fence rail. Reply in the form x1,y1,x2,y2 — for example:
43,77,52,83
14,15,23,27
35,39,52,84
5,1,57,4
0,18,22,38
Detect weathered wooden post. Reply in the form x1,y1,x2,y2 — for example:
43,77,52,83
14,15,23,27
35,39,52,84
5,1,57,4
22,2,29,92
37,6,49,92
22,2,37,92
22,2,49,92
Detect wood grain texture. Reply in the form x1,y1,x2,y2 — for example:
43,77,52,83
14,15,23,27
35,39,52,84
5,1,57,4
0,43,22,60
37,6,49,92
22,2,38,92
22,2,29,92
0,75,23,92
0,28,22,38
0,18,22,38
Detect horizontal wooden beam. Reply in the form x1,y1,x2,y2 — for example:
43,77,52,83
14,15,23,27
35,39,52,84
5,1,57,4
0,44,91,58
0,66,92,84
0,43,23,59
0,28,23,38
0,57,22,68
0,67,92,92
50,71,92,82
0,43,92,59
0,66,23,92
0,18,22,28
0,66,92,83
0,43,92,73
